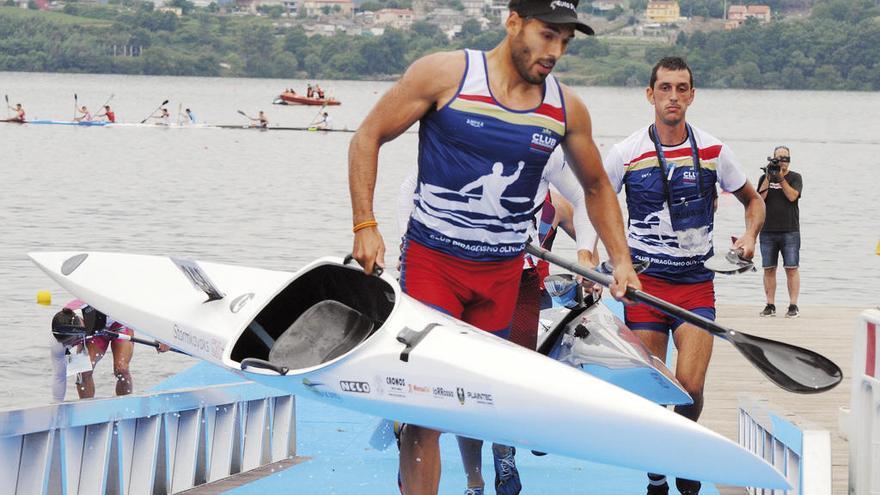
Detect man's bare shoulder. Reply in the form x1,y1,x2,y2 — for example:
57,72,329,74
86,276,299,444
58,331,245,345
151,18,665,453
559,83,589,115
558,82,593,135
404,50,467,92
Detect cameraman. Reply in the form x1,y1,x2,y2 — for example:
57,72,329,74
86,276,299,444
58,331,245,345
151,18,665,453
757,146,803,318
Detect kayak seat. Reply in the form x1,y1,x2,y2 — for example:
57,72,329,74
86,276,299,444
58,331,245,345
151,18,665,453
268,300,374,370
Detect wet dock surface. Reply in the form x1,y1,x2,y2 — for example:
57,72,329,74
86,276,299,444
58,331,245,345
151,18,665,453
704,304,861,495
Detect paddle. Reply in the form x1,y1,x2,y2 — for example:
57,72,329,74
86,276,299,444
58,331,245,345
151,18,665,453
54,324,185,354
525,244,843,394
4,94,9,119
704,248,756,275
94,94,114,120
73,93,77,121
308,102,328,127
237,109,254,120
140,99,170,124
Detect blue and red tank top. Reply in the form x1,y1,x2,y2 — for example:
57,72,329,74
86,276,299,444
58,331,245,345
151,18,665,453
407,49,567,261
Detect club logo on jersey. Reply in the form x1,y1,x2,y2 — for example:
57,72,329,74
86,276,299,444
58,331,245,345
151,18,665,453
530,132,557,154
466,118,484,128
683,170,697,183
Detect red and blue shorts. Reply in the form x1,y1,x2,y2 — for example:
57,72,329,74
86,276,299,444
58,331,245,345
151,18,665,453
624,274,716,333
400,239,523,338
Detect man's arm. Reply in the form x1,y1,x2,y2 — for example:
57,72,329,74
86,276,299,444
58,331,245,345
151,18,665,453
349,51,464,274
558,86,639,298
778,174,801,202
756,174,769,200
732,181,765,259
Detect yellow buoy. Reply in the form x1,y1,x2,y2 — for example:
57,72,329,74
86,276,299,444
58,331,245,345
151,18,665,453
36,290,52,306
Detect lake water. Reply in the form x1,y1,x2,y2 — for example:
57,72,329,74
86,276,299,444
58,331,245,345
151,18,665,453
1,71,878,408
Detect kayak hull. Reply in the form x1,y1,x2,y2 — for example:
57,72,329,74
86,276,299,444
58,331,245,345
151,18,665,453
28,251,787,489
274,92,341,106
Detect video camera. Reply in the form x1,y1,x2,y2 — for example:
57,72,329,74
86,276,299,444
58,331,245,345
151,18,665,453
762,157,782,176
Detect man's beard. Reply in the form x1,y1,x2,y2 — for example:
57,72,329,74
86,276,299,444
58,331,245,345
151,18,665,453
511,36,546,85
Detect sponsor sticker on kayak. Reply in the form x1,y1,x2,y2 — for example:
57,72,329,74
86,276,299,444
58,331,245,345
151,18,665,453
339,380,371,394
377,374,494,407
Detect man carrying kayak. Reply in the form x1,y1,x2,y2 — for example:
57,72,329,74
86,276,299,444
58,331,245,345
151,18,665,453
348,0,639,493
603,56,765,495
7,102,25,122
396,146,599,494
95,105,116,123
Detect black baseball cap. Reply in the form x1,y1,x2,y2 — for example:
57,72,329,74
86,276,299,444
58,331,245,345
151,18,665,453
509,0,594,35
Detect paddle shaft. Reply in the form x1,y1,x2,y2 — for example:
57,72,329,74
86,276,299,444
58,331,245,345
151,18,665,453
526,244,731,341
309,103,327,125
73,93,77,120
525,244,842,393
103,329,187,354
94,94,114,118
4,94,8,118
141,100,169,124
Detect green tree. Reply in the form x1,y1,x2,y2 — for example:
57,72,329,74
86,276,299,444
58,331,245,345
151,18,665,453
167,0,194,14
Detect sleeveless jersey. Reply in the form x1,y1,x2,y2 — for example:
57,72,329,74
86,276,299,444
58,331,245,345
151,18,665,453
604,125,747,283
407,49,567,261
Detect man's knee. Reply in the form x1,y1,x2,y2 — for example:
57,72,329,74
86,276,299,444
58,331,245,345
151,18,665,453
114,366,131,379
402,425,441,445
677,374,706,398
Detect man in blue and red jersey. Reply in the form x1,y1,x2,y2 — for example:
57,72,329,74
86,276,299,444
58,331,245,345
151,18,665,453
603,57,765,495
349,0,639,493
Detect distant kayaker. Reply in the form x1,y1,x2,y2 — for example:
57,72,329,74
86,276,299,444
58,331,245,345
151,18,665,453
7,102,25,122
95,105,116,123
185,108,197,124
155,107,171,124
253,110,268,128
75,105,92,122
348,0,638,493
313,111,332,130
603,56,765,495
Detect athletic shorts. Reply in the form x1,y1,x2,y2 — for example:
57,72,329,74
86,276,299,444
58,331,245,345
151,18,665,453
89,323,133,354
509,268,541,350
760,231,800,268
624,274,716,333
399,239,523,338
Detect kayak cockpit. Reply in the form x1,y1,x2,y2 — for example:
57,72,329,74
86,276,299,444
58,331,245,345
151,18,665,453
231,263,394,372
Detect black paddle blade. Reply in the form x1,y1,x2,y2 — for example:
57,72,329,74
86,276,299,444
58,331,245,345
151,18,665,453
729,331,843,393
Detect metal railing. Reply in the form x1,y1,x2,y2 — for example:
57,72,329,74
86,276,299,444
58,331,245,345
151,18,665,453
738,397,831,495
0,380,296,495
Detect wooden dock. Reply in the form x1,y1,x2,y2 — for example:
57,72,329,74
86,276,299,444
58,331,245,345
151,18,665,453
702,304,861,494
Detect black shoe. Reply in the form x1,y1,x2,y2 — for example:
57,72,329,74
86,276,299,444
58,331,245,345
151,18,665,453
786,304,799,318
676,478,701,495
760,303,776,317
646,474,668,495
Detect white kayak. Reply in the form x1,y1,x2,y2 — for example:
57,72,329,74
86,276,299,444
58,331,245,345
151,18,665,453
29,251,788,489
539,302,692,406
